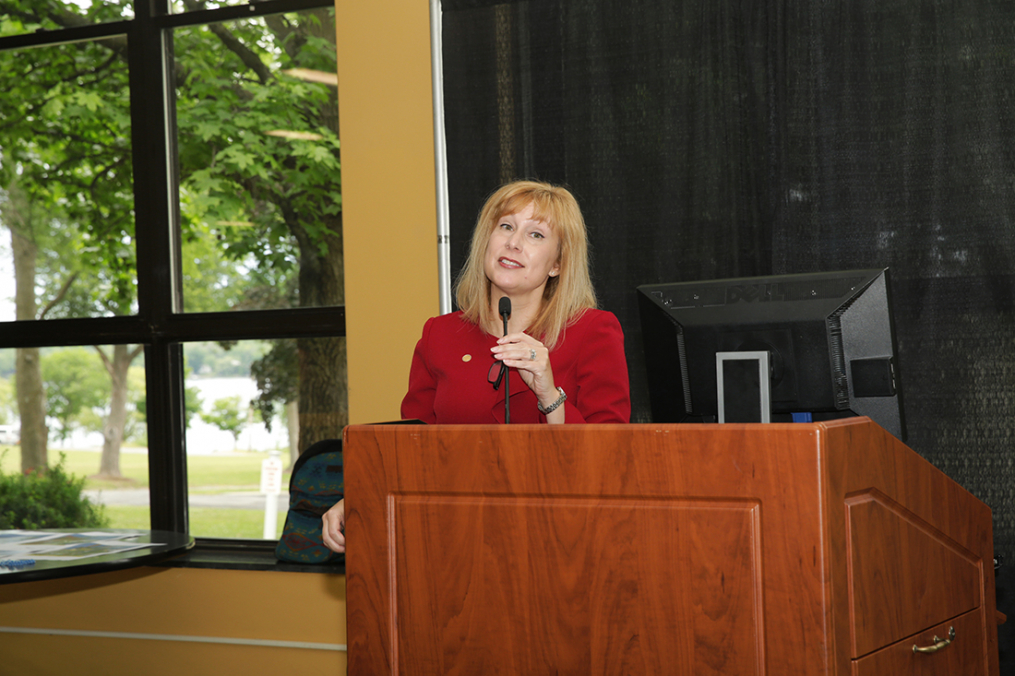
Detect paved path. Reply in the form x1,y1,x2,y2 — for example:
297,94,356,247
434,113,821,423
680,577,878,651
84,489,290,511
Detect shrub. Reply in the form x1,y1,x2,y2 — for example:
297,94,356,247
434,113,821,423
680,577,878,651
0,453,110,529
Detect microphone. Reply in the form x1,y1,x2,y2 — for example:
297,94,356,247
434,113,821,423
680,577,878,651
499,297,511,423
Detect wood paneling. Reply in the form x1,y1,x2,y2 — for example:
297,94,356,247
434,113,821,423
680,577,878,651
345,419,999,675
394,496,761,674
853,609,985,676
846,492,982,656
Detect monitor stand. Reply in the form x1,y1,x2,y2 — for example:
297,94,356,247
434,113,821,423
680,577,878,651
716,351,771,424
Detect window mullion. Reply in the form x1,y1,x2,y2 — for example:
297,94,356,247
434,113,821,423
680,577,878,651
131,0,187,533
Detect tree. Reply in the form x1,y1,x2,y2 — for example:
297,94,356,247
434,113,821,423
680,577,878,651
41,347,108,444
179,218,250,314
0,0,345,475
174,4,346,450
1,183,48,472
200,395,246,450
0,178,98,472
0,7,135,474
249,338,300,465
93,344,144,476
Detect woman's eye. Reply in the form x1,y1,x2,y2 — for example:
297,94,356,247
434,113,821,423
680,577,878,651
531,231,544,239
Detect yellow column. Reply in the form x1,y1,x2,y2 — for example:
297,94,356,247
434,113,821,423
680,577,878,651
336,0,440,424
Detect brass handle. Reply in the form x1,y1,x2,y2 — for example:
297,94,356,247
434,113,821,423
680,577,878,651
912,626,956,654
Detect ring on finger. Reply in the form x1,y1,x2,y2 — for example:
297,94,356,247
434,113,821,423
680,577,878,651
529,348,537,361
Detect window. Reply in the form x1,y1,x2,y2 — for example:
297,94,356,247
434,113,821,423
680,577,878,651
0,0,343,541
0,37,136,321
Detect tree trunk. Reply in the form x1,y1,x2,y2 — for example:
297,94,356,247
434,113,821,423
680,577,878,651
15,347,46,473
297,335,346,451
296,213,347,452
10,225,47,473
96,344,142,478
286,399,299,466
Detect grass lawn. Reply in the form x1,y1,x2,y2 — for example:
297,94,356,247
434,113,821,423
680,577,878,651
1,446,291,491
1,446,293,539
104,505,286,539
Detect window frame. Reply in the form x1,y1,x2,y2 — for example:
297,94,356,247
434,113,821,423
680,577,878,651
0,0,342,542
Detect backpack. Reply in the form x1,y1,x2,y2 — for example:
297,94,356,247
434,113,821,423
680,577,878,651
275,438,344,564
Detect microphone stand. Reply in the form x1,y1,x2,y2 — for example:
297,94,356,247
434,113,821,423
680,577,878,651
503,304,511,422
499,297,511,424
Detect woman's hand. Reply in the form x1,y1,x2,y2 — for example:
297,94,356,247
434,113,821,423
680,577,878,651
322,498,346,553
491,332,564,422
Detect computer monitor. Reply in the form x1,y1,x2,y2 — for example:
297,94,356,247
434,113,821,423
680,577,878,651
637,268,905,440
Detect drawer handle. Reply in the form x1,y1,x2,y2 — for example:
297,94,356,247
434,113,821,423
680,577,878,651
912,626,956,654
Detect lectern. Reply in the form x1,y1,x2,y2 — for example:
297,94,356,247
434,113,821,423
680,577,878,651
345,418,999,675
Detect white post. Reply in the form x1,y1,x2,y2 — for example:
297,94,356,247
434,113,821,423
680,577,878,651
260,450,284,539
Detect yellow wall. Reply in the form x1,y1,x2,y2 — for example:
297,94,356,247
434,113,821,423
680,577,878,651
0,567,347,675
340,0,441,424
0,1,436,673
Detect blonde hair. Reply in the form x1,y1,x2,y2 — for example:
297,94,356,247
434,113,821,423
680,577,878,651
454,180,597,349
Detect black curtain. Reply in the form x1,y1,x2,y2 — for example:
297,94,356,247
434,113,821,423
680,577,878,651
442,0,1015,664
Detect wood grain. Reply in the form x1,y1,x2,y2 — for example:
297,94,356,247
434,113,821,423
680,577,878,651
852,608,985,676
344,419,999,676
393,496,761,674
846,491,981,656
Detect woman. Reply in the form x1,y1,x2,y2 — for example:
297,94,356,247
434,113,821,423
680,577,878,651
322,180,630,552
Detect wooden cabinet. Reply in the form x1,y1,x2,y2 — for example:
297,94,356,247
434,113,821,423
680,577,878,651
846,491,984,658
845,488,992,675
853,610,985,676
345,419,999,675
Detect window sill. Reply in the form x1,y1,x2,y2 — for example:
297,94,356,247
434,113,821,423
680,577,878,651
155,538,345,575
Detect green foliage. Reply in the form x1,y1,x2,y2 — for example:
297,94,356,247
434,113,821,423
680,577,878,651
0,449,292,538
179,223,251,313
0,1,346,466
0,376,16,424
41,347,109,442
1,0,341,318
250,339,298,431
200,395,247,444
0,182,99,320
0,25,136,315
0,453,109,529
173,8,342,282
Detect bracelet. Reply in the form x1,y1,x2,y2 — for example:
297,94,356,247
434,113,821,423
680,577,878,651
538,387,567,415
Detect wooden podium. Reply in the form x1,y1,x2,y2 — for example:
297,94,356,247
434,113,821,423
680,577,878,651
345,418,999,675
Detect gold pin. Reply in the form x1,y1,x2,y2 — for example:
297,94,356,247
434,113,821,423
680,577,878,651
462,354,472,362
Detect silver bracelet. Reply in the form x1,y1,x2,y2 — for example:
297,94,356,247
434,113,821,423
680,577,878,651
538,387,567,415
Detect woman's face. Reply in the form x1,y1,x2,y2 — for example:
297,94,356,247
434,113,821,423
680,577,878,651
483,201,561,303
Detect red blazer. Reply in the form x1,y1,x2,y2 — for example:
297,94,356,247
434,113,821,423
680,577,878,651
401,309,631,424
